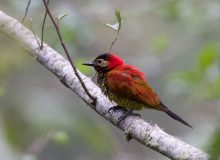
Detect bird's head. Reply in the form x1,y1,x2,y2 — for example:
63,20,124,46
83,53,124,73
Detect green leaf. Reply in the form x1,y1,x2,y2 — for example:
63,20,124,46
56,13,68,23
115,9,122,30
198,43,217,72
104,9,122,31
104,23,120,31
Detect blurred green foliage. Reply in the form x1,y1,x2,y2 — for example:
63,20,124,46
169,42,220,158
0,85,5,97
73,120,114,155
3,109,38,149
76,58,93,74
163,0,180,20
198,43,218,73
170,42,220,99
52,130,70,146
206,128,220,160
0,40,26,77
150,34,170,54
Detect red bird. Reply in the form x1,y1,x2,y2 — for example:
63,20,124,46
83,53,192,128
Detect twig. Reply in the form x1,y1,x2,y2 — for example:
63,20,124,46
41,0,97,104
21,0,31,24
28,19,41,47
108,30,119,53
40,0,49,49
22,0,40,48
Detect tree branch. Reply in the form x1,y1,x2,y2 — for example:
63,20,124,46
0,10,208,160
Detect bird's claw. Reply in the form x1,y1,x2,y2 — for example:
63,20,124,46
108,106,141,125
108,105,127,114
117,111,141,125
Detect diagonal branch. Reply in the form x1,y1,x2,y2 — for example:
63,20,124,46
41,0,96,104
21,0,31,24
0,10,208,160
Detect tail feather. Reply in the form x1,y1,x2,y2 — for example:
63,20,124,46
160,103,193,129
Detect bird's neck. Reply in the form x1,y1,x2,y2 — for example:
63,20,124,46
97,71,107,85
96,71,108,95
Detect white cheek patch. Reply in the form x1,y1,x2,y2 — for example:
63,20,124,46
99,61,108,67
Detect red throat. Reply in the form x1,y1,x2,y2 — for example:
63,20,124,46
107,53,124,69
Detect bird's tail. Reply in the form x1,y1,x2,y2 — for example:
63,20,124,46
159,103,193,128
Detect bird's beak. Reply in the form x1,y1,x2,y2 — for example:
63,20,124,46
82,62,94,67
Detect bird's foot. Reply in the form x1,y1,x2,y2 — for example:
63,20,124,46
108,105,127,114
118,110,141,124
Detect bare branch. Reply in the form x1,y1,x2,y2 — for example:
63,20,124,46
40,0,49,49
108,31,119,53
0,10,208,160
41,0,96,104
28,18,41,47
21,0,31,24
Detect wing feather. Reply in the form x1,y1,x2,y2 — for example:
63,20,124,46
106,65,160,107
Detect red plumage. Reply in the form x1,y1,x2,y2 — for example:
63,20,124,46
83,53,192,128
106,64,161,108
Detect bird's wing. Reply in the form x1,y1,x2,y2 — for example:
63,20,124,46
106,66,160,107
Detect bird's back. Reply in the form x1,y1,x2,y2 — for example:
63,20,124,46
103,64,161,110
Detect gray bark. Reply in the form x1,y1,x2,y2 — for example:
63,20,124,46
0,10,208,160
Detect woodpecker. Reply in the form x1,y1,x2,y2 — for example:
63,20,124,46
83,53,192,128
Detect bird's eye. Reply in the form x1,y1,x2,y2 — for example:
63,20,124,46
97,59,102,64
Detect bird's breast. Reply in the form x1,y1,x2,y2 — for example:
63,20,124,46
107,92,145,110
